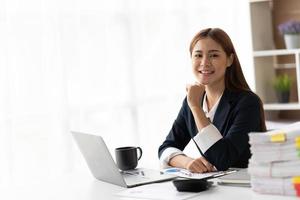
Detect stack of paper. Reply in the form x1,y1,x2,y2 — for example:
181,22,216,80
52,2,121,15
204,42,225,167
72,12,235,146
248,122,300,196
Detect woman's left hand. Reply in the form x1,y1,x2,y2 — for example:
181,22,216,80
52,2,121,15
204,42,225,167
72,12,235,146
186,83,205,109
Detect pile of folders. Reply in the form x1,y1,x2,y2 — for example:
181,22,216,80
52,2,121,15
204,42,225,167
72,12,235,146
248,122,300,196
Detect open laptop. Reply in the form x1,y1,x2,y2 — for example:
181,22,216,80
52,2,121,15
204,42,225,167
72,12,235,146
71,131,176,188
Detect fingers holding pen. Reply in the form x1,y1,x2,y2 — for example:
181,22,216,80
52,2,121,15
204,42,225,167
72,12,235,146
185,157,213,173
198,157,215,172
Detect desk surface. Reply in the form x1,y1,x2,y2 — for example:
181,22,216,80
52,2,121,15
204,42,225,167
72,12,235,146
1,170,298,200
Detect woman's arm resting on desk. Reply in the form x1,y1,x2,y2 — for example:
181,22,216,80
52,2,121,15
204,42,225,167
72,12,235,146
170,154,214,173
159,146,214,173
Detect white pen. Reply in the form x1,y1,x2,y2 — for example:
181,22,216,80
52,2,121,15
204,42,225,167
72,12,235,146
214,169,238,178
224,169,238,175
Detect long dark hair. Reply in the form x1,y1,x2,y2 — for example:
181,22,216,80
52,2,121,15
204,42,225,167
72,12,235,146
189,28,266,131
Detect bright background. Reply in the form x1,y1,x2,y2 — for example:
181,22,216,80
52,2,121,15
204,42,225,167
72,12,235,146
0,0,254,185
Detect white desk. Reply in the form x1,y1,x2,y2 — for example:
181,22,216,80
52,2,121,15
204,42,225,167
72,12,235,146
1,170,298,200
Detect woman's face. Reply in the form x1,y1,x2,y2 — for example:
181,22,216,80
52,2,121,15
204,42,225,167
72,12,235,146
191,37,233,88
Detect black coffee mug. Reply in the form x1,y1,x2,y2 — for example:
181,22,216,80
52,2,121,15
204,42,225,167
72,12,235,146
115,146,142,171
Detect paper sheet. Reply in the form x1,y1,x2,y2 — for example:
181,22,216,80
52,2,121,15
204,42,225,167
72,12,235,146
116,182,200,200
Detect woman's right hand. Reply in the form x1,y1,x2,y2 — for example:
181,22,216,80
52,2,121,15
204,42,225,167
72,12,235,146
169,154,215,173
186,83,205,109
185,156,215,173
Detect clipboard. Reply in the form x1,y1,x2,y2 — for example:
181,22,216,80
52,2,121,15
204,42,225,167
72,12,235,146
163,168,237,180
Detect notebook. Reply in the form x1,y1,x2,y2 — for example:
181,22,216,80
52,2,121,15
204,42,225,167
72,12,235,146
217,168,251,187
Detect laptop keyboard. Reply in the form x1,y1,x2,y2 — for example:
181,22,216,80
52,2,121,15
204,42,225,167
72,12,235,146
122,170,151,180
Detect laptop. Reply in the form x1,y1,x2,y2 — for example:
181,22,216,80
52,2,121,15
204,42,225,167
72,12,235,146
71,131,176,188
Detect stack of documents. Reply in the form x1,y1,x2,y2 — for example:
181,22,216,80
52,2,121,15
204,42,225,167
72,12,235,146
248,122,300,196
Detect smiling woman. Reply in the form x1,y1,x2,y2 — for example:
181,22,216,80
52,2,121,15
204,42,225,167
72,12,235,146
158,28,266,173
191,38,233,88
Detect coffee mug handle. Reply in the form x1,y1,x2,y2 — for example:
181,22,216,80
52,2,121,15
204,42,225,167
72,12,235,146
137,147,142,160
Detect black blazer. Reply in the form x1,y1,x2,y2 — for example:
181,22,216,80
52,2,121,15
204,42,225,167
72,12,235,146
158,89,264,171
